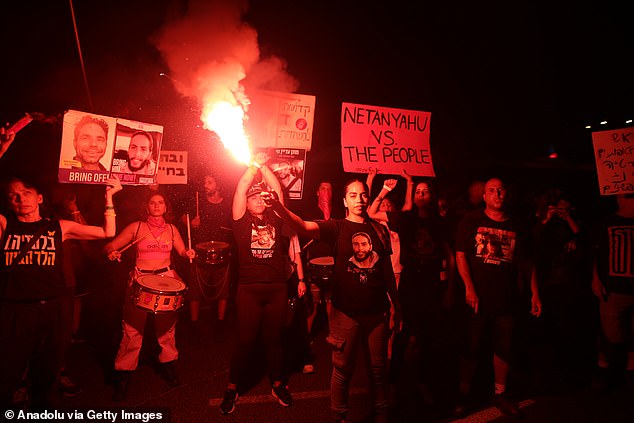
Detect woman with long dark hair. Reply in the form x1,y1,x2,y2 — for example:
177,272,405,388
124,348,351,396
267,178,401,423
219,153,305,415
105,191,195,401
369,175,455,410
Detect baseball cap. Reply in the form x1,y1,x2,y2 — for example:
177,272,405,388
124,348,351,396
246,182,266,198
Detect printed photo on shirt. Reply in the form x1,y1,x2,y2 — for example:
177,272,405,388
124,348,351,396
347,232,380,284
251,223,276,258
474,226,516,265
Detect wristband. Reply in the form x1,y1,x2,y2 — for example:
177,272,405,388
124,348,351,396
71,211,80,215
104,212,117,217
105,206,115,210
382,184,393,192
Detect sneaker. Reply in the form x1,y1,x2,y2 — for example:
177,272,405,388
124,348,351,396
271,384,293,407
58,374,82,397
220,389,238,415
302,363,315,374
491,393,522,418
162,361,180,387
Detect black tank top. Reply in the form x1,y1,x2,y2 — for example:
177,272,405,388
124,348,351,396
1,218,66,301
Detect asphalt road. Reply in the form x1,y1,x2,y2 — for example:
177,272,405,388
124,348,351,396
44,299,634,423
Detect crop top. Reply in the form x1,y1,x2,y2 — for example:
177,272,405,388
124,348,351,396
135,222,174,261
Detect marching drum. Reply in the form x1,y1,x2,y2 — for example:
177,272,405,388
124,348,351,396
132,275,187,313
307,256,334,289
195,241,231,265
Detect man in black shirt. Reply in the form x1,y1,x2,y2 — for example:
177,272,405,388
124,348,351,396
453,178,541,418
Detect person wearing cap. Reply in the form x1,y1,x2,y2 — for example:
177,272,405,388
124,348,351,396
219,152,300,415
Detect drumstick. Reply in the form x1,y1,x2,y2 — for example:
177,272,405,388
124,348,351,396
186,213,193,264
117,230,151,254
195,192,199,218
301,239,315,251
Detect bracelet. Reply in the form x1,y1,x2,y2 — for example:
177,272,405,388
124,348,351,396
375,196,384,202
104,212,117,217
71,211,80,215
382,184,393,192
298,279,305,282
250,161,262,169
105,205,115,210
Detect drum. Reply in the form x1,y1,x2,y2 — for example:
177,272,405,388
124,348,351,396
132,275,187,313
195,241,231,265
307,256,334,290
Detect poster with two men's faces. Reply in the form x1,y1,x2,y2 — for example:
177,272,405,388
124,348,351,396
58,109,163,185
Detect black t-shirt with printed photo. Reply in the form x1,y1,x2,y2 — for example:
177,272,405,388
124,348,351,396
592,213,634,296
232,209,288,285
317,218,394,317
456,210,528,314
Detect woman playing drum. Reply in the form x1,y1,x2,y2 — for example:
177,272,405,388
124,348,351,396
105,191,195,401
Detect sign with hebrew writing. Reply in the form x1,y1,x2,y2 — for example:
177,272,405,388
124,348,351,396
156,150,188,185
592,127,634,195
340,102,434,176
246,90,315,150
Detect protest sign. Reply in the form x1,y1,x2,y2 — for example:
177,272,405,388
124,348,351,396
156,151,188,185
593,127,634,195
110,118,163,185
264,148,306,200
59,110,164,185
246,90,315,151
340,102,434,176
58,110,116,184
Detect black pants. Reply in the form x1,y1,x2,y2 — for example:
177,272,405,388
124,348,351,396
229,282,287,385
0,296,72,408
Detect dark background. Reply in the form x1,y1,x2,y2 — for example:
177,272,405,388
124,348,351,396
0,0,631,218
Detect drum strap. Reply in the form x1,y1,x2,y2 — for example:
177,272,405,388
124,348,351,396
136,265,173,274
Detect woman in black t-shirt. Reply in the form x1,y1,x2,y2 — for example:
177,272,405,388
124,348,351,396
269,178,401,423
219,153,305,415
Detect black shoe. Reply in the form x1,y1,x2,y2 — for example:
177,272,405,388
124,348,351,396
58,374,82,397
491,393,522,419
220,389,238,415
112,371,131,402
271,384,293,407
162,361,180,387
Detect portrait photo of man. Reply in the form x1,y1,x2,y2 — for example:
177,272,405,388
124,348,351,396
71,115,109,170
117,131,157,175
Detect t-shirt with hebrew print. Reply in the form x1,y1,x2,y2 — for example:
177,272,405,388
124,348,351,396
592,213,634,296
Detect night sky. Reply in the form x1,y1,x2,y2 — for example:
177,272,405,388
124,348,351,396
0,0,632,202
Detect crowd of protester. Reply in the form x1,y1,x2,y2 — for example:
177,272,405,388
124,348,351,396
1,125,633,422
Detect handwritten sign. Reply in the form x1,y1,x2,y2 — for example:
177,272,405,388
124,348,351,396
592,128,634,195
340,102,434,176
246,90,315,150
156,150,188,184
